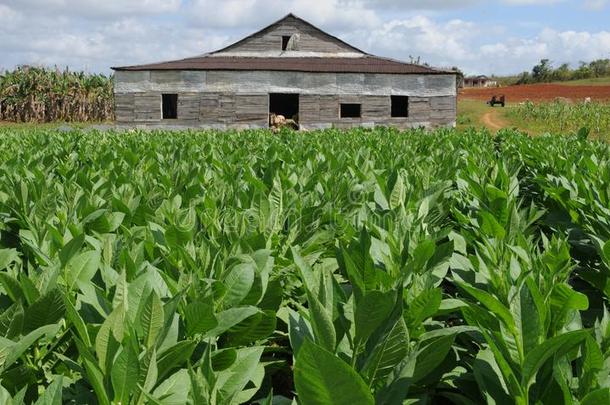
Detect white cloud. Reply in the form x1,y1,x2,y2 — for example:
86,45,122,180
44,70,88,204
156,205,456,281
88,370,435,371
0,3,21,28
0,0,609,76
584,0,608,10
365,0,566,9
1,0,181,18
502,0,565,4
475,28,610,74
356,16,479,66
187,0,379,30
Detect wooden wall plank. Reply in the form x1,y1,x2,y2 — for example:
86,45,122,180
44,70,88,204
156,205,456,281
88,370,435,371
115,93,135,123
117,90,456,129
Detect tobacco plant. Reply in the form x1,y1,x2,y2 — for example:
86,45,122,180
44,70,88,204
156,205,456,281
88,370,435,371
0,127,608,404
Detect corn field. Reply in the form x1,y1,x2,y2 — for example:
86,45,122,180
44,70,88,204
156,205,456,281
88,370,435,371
509,100,610,139
0,66,113,123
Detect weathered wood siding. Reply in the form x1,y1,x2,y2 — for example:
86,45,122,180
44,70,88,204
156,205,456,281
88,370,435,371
299,95,455,129
134,93,160,123
113,70,457,129
215,15,358,54
115,93,134,123
115,92,454,129
200,93,267,127
114,71,456,98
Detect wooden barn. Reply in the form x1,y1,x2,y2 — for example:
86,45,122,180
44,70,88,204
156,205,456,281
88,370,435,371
112,14,457,130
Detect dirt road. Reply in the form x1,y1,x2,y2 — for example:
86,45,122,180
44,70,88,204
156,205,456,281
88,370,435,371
481,110,505,131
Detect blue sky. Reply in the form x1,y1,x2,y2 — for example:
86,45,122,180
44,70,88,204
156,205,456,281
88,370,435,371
1,0,609,75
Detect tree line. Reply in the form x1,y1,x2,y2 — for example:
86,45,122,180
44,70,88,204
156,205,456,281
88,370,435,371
515,58,610,84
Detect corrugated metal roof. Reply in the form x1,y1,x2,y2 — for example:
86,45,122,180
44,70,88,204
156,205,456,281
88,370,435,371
112,56,452,75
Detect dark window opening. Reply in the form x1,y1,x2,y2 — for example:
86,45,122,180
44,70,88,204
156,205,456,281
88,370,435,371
391,96,409,117
340,103,361,118
162,94,178,119
269,93,299,128
282,36,291,51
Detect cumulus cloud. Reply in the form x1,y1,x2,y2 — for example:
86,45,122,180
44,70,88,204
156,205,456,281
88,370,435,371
355,16,479,66
0,0,609,75
584,0,608,10
186,0,379,30
364,0,566,9
1,0,181,17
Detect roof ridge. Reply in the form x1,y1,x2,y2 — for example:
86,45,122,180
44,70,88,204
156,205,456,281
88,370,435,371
364,54,446,72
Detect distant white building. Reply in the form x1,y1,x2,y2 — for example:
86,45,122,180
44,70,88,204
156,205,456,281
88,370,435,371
463,75,498,88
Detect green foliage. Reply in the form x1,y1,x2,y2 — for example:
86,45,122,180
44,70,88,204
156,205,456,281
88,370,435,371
0,127,608,403
515,58,610,84
509,100,610,139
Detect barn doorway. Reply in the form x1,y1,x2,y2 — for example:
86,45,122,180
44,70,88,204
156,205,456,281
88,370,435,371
269,93,299,129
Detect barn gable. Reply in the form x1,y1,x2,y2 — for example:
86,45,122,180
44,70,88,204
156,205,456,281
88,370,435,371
210,14,365,56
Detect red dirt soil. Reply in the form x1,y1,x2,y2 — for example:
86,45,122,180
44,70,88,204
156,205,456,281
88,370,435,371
460,83,610,102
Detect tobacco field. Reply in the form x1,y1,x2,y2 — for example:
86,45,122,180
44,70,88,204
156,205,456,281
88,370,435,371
0,127,609,404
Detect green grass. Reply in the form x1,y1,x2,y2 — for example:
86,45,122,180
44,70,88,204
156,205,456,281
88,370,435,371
457,99,514,131
456,99,489,130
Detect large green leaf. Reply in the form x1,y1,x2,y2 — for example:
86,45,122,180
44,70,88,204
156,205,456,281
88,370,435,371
305,288,336,353
136,348,158,405
0,249,19,271
152,369,190,405
33,375,63,405
354,290,395,347
22,289,65,334
140,291,164,349
0,323,60,372
405,288,442,337
412,333,455,383
457,282,516,333
184,301,217,336
219,263,255,308
0,273,25,304
63,293,91,346
111,344,140,404
511,281,541,358
204,306,259,338
288,309,314,357
473,348,513,405
294,339,374,405
74,337,111,405
58,233,85,267
581,388,610,405
521,330,588,388
156,340,196,381
95,303,125,372
389,172,405,210
217,347,265,404
361,317,409,390
226,310,277,346
65,250,101,290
